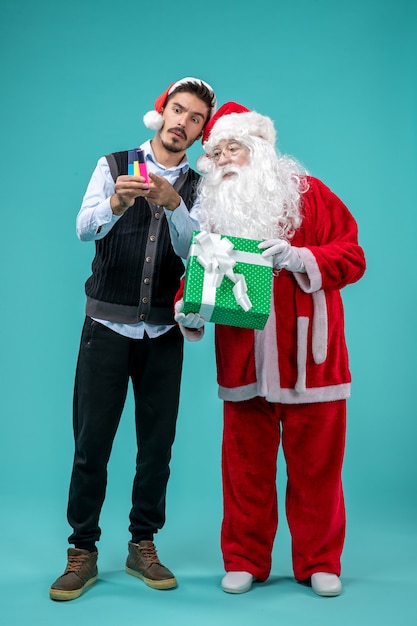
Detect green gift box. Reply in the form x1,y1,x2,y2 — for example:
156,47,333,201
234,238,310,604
182,231,273,330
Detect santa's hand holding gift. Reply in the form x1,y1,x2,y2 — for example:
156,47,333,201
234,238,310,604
173,102,366,597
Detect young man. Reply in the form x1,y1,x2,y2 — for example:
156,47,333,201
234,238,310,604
50,77,216,601
174,102,366,597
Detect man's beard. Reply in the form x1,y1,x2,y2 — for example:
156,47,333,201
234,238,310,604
159,123,193,153
198,147,305,240
160,137,184,153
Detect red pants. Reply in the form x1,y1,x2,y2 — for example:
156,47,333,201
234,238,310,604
221,397,346,581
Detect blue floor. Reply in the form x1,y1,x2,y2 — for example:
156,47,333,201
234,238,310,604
2,494,416,626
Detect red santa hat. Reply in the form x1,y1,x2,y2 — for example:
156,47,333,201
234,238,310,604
197,101,276,173
143,77,217,130
201,101,276,147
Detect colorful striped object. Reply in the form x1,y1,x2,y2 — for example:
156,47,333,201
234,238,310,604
128,149,150,185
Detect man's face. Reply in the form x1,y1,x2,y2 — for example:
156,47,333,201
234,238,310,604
158,92,210,153
210,140,250,177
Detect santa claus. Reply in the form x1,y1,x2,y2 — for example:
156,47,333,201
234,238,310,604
174,102,366,597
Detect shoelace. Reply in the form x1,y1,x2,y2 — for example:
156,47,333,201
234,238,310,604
139,544,161,564
65,553,90,573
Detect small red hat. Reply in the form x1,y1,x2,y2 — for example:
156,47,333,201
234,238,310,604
197,101,277,173
143,77,217,130
201,101,251,144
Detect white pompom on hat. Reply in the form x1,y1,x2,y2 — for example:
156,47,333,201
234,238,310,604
143,77,217,130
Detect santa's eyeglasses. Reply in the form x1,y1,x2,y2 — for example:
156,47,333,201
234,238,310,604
209,142,244,162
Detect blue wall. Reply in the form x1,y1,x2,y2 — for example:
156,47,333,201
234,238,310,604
1,0,416,541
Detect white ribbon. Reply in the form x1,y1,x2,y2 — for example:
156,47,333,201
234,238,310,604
192,231,253,316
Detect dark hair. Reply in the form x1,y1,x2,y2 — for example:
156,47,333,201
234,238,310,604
167,81,215,126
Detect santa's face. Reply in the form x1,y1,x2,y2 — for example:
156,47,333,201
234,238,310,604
198,136,304,241
210,140,250,176
157,92,209,153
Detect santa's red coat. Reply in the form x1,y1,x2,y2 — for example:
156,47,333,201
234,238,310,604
178,176,366,404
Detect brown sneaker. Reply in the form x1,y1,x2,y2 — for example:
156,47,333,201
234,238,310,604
49,548,98,601
126,540,177,590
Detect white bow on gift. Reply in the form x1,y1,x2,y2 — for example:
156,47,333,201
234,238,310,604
193,231,252,313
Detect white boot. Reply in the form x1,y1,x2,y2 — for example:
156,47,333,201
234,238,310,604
311,572,342,596
221,571,254,594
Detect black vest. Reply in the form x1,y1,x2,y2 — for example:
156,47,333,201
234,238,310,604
85,150,200,325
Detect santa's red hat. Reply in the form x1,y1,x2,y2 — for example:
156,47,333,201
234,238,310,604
201,101,276,147
143,77,217,130
197,101,276,173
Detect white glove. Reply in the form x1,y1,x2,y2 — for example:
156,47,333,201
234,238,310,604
174,299,205,329
258,239,305,273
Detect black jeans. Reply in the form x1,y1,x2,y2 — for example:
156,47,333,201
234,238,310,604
67,317,184,549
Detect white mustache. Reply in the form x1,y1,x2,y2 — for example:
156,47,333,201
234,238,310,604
222,165,240,176
209,165,242,184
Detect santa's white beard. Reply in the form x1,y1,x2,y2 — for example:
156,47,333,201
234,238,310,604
198,144,306,240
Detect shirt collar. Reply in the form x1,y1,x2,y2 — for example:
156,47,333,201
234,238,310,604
140,139,190,174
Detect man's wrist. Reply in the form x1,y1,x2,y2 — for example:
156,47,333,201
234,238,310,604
164,193,181,212
111,193,132,216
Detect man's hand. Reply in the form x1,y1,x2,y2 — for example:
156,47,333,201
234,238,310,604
146,173,181,211
258,238,305,273
111,175,151,215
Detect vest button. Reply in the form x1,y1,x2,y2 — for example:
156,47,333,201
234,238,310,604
144,278,150,285
150,235,156,242
139,314,146,321
142,297,148,304
154,212,160,219
146,256,152,263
